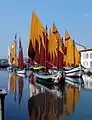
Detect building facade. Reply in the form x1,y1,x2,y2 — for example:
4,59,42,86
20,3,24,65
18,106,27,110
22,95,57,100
80,49,92,68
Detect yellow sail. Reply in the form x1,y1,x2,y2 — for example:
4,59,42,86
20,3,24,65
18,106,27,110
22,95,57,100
64,31,74,66
64,31,80,67
29,11,46,52
74,44,80,66
10,40,18,66
48,30,57,60
51,23,64,54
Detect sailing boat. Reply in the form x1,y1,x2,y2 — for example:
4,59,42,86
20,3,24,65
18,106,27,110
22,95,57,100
16,37,26,74
28,12,65,83
64,31,84,78
34,26,65,83
7,34,18,72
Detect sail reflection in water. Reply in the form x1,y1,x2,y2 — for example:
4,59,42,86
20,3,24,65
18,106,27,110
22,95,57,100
65,83,80,115
18,76,24,105
8,73,17,102
8,72,24,105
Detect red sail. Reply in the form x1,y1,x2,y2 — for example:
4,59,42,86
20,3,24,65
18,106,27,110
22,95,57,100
18,38,24,69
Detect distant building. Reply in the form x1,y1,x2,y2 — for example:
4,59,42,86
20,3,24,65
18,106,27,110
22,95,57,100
80,49,92,68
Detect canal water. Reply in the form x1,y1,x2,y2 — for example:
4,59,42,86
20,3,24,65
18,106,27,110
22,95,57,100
0,70,92,120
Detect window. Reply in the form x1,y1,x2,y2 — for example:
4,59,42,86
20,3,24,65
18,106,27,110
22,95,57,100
90,61,92,67
87,62,88,66
83,54,85,59
86,53,88,59
83,62,85,66
90,53,92,58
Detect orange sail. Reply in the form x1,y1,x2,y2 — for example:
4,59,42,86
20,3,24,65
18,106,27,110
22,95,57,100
10,40,18,67
51,23,64,68
64,31,75,67
73,40,80,66
64,31,80,67
28,12,45,63
28,12,52,69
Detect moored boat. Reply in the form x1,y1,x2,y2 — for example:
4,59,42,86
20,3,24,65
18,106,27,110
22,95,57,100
28,12,65,84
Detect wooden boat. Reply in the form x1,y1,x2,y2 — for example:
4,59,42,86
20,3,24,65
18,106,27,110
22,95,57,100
63,31,84,78
16,37,26,74
28,12,65,83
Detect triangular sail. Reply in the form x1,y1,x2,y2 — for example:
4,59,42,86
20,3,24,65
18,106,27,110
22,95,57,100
9,37,18,67
18,38,24,69
64,31,75,67
51,23,64,68
8,45,11,65
28,12,46,63
73,40,80,66
64,31,80,67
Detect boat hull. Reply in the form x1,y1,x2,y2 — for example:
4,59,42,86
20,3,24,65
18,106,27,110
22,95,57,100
35,71,65,84
65,66,84,78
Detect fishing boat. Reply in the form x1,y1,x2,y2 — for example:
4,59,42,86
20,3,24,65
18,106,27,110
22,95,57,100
64,31,84,78
7,34,18,72
16,37,26,75
28,12,65,84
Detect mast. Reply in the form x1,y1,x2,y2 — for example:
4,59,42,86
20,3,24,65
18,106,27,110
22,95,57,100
57,38,59,71
45,25,48,73
73,40,75,66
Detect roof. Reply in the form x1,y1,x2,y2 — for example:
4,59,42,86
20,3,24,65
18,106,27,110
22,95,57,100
80,48,92,52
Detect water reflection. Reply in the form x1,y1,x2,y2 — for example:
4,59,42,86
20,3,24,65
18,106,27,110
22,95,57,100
8,72,24,105
28,74,80,120
8,73,17,102
82,74,92,90
65,83,80,115
18,77,24,105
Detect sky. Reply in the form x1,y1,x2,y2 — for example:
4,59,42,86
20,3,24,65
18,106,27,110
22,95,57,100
0,0,92,58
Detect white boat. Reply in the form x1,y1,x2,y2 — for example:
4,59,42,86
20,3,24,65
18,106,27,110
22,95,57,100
64,65,84,78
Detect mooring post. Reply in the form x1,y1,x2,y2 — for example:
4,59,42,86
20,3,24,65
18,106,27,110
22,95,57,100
0,89,7,120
